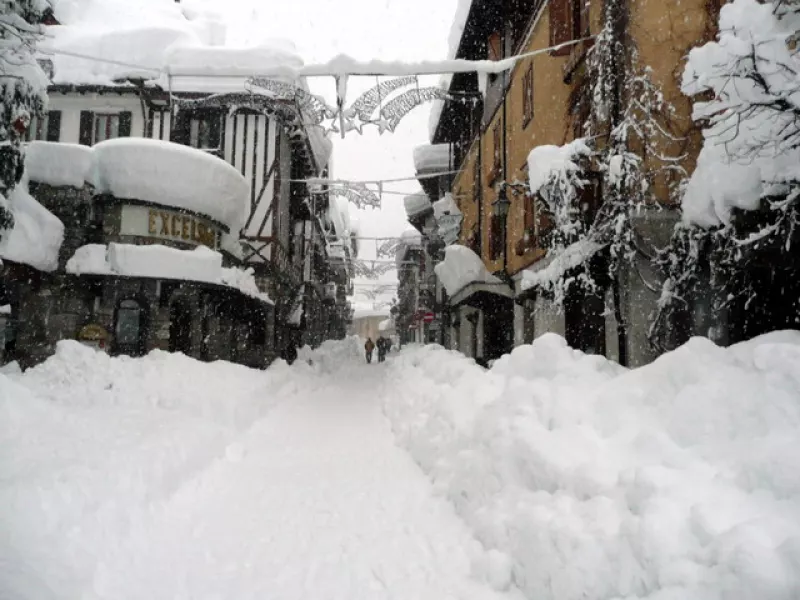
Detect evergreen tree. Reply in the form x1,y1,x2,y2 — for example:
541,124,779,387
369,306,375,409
0,0,49,238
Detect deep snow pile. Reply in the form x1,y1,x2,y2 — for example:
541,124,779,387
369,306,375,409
0,341,293,598
92,138,250,231
0,337,514,600
382,333,800,600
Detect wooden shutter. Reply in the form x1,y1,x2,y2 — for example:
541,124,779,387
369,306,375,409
489,215,504,260
579,0,591,37
45,110,61,142
549,0,573,56
118,111,132,137
78,111,93,146
488,32,503,61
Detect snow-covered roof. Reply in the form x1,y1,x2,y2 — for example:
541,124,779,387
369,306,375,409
520,239,604,292
413,144,452,174
43,0,303,95
25,141,93,188
66,243,273,304
161,40,304,93
404,194,432,220
352,305,391,320
92,138,249,232
0,185,65,272
434,244,500,296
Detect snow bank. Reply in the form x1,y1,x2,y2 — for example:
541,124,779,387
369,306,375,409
0,339,303,597
66,243,272,304
414,144,452,173
24,141,93,187
521,239,604,292
92,138,249,231
434,244,501,296
383,332,800,600
0,185,64,272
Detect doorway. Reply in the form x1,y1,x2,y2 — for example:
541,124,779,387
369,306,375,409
169,300,192,354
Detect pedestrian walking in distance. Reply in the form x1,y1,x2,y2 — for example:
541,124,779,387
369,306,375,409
377,336,392,363
365,337,375,364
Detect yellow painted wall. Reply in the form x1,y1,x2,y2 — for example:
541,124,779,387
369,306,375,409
447,0,716,278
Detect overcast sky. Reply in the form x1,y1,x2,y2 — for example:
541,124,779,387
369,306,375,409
221,0,459,309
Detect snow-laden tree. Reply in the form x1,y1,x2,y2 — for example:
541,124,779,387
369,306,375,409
650,0,800,349
0,0,49,237
527,0,684,311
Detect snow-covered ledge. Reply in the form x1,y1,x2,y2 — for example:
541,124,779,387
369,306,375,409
66,243,273,305
434,245,511,305
25,141,94,188
92,138,250,233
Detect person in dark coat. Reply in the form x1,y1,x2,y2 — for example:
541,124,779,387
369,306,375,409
376,336,387,363
365,337,375,364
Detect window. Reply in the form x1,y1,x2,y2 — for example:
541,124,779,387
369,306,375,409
489,214,504,261
115,299,143,346
79,111,131,146
94,114,120,143
522,63,534,126
549,0,590,56
492,122,502,175
23,111,61,142
189,115,222,151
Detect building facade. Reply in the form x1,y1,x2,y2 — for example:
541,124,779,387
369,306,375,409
425,0,722,366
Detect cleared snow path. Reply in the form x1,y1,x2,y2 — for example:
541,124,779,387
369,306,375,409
0,340,517,600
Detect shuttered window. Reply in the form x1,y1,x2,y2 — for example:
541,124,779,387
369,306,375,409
522,64,534,126
549,0,589,56
489,214,504,261
492,122,502,174
79,111,132,145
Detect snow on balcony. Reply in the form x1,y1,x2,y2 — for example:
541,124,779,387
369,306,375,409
413,144,452,174
66,243,273,304
92,138,249,232
434,244,500,297
520,239,604,292
404,194,432,220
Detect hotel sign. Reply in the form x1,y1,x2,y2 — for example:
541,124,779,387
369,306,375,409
120,205,220,249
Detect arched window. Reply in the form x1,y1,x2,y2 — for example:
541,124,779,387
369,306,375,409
114,298,147,356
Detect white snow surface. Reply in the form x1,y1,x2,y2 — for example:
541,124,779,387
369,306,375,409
527,139,591,194
383,332,800,600
66,243,272,304
24,141,93,187
0,184,64,272
0,338,516,600
521,239,604,291
435,244,501,296
4,333,799,599
92,138,249,231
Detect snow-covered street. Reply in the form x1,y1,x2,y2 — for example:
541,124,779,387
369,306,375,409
0,339,514,600
3,334,800,599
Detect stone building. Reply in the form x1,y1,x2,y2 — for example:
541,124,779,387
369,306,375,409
1,139,277,370
18,1,353,360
